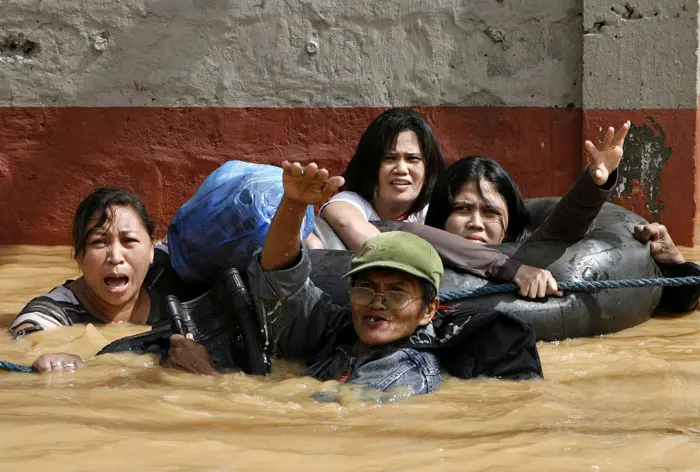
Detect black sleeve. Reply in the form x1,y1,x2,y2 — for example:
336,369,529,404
401,223,522,281
526,168,618,242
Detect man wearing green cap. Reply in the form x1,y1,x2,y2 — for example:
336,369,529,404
167,160,446,394
167,160,541,394
247,160,446,395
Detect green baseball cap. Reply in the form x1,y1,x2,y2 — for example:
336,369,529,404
343,231,443,291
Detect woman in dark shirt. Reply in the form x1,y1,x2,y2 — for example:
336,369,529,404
403,122,631,298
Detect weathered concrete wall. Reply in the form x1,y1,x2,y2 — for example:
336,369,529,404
1,0,582,107
0,0,585,245
583,0,698,109
582,0,700,245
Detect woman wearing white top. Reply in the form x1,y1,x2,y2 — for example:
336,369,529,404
319,108,446,251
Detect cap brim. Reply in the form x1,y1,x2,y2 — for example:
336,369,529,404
343,261,436,289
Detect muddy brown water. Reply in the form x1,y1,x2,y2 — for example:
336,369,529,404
2,245,700,471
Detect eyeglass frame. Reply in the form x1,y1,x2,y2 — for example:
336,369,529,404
348,286,422,311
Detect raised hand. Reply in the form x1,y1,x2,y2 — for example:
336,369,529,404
584,121,631,186
282,161,345,206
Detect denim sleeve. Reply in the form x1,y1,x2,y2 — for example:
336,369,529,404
246,249,349,362
347,349,442,396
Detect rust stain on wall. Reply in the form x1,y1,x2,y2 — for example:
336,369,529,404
612,117,671,221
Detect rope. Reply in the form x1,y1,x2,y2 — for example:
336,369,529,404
0,360,35,373
1,276,698,372
439,276,700,304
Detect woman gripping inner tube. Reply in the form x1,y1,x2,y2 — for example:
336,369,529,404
403,122,630,299
401,122,697,310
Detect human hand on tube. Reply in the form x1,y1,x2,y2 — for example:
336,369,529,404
165,334,220,376
633,223,686,265
513,264,563,299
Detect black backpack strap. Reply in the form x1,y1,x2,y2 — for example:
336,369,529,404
97,267,271,376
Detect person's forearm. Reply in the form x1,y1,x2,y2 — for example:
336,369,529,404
527,167,617,242
322,202,381,252
331,219,381,252
401,223,521,281
262,196,309,271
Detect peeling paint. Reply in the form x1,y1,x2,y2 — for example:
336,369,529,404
612,117,671,220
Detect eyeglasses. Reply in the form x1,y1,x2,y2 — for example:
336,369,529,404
349,286,421,310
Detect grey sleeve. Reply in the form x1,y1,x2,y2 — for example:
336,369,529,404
246,249,349,361
526,168,618,242
10,312,64,333
401,223,522,281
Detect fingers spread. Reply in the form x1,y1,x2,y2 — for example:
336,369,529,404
584,140,600,160
602,126,615,149
612,121,631,147
316,167,329,181
328,175,345,188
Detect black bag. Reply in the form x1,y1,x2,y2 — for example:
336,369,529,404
97,268,270,375
406,308,543,380
657,261,700,314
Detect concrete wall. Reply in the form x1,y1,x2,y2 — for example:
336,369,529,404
2,0,581,107
2,0,697,246
0,0,585,245
582,0,700,244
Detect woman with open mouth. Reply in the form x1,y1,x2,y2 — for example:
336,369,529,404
9,187,184,372
318,108,446,252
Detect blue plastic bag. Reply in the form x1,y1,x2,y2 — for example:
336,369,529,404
167,160,315,283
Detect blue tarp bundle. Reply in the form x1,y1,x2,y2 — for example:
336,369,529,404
167,160,315,283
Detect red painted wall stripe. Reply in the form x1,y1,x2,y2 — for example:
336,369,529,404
584,109,697,246
2,106,581,245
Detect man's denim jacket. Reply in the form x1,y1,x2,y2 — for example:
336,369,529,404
247,250,441,396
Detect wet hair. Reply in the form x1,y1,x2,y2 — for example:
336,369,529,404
72,187,155,259
350,274,438,308
342,108,445,217
419,280,438,307
424,156,529,243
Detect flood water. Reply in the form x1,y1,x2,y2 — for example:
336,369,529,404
2,245,700,471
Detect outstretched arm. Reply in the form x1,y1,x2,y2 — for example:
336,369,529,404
261,161,344,271
402,223,562,298
528,121,630,242
321,201,382,252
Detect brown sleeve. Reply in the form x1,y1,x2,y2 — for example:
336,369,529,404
525,167,618,242
401,222,522,282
